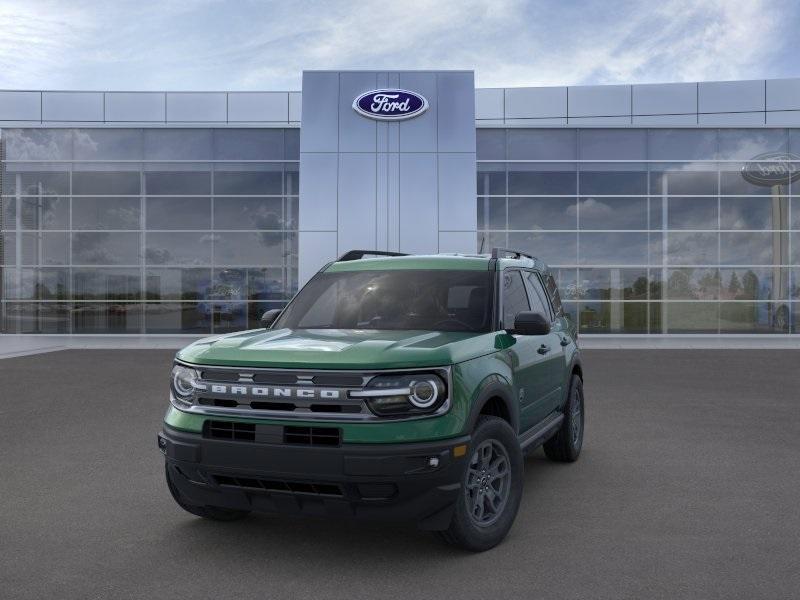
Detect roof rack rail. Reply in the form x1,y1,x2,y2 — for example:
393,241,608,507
337,249,409,262
491,247,535,260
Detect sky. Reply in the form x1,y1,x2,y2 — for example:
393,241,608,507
0,0,798,91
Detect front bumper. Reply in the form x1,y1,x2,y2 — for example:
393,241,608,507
159,425,470,530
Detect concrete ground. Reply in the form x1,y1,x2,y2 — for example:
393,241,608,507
1,349,798,600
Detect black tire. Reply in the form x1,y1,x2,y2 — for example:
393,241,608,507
543,374,584,462
165,464,250,522
437,416,523,552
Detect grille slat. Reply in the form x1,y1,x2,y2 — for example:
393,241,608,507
283,426,341,447
212,474,343,497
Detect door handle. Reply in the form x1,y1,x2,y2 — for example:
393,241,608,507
560,336,570,346
537,344,550,355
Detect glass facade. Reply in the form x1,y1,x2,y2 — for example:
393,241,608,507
478,128,800,335
0,128,299,334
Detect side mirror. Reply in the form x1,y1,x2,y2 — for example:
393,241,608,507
260,309,282,329
509,311,550,336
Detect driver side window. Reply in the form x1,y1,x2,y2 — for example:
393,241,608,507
502,270,530,329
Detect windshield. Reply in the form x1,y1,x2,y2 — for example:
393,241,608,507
275,269,493,332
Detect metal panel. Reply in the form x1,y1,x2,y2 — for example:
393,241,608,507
376,153,389,249
505,86,567,119
300,72,339,152
398,72,438,152
569,116,632,125
42,92,103,121
568,85,631,117
439,231,477,254
299,153,338,231
166,92,226,122
698,80,764,113
766,78,800,111
289,92,302,122
338,153,377,251
437,72,476,152
438,153,476,231
387,152,400,251
475,88,504,120
0,91,41,121
504,118,567,126
766,111,800,126
698,112,765,126
105,92,165,122
632,114,698,126
339,72,377,152
399,153,438,254
228,92,288,122
632,82,696,115
299,231,338,286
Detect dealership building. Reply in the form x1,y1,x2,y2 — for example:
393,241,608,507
1,70,799,339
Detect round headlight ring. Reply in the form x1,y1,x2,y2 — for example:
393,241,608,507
409,379,439,408
172,365,198,399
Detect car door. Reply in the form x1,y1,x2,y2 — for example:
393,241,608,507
523,270,566,416
500,269,552,433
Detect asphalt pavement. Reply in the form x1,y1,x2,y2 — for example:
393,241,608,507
1,349,799,599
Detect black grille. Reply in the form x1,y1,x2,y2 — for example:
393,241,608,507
283,426,341,446
213,475,343,497
204,421,255,441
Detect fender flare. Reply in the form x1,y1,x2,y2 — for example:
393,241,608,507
464,374,519,435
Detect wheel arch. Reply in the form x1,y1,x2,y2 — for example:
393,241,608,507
464,374,519,435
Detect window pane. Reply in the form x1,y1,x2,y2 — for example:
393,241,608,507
666,268,720,299
508,232,577,265
650,170,717,195
720,302,789,333
720,267,788,301
144,303,211,334
72,197,140,230
145,197,211,230
214,129,285,160
145,232,212,265
667,197,718,230
285,129,300,159
213,197,284,230
577,268,649,300
508,129,576,160
1,197,16,228
214,232,288,265
72,171,140,195
1,232,15,264
720,232,775,265
579,171,647,195
501,270,530,327
522,271,550,316
31,267,69,300
579,233,649,265
648,130,717,160
579,129,646,160
2,302,70,333
720,170,777,196
214,169,283,195
720,197,787,230
72,303,142,333
477,165,506,195
508,197,576,230
477,129,506,160
10,172,70,196
20,196,70,230
212,302,248,333
145,171,211,195
143,129,213,160
578,302,647,333
72,268,141,300
3,129,72,160
477,197,506,230
72,232,140,265
73,129,143,160
578,197,647,230
667,232,719,265
718,129,787,160
145,268,211,300
17,232,69,265
665,302,719,333
508,168,576,195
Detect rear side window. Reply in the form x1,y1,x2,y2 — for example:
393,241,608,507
501,270,530,328
523,271,551,319
544,274,564,316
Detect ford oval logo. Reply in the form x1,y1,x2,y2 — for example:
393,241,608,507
353,89,428,121
741,152,800,186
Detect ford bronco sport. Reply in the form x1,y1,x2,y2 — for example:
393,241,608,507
159,248,584,551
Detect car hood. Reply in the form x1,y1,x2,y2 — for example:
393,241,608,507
176,328,498,369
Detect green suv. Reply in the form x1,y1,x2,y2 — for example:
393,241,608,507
159,248,584,551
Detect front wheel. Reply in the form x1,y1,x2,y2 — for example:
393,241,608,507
165,465,250,522
543,374,584,462
437,416,523,552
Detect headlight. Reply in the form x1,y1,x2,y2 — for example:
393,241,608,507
171,364,200,403
351,372,447,417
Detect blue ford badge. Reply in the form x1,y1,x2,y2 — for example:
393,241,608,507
353,89,428,121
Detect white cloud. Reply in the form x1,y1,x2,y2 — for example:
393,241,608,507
0,0,794,90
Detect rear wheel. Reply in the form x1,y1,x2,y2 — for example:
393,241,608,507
437,416,523,552
165,464,250,522
543,374,584,462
